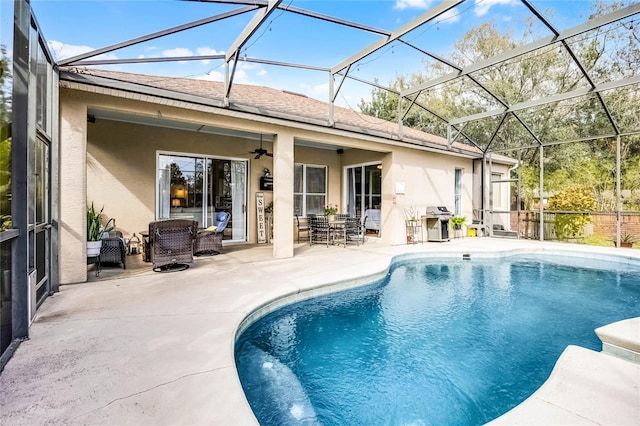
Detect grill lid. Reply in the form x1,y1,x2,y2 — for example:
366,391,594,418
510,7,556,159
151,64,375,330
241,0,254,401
425,206,452,218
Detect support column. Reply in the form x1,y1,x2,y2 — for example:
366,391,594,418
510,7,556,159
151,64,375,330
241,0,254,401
273,131,294,259
59,93,88,283
380,152,395,245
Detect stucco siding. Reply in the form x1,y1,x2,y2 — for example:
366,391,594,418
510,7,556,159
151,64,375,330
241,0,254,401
60,86,504,283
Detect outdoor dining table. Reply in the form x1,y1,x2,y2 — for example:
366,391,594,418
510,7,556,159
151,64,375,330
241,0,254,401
328,219,347,246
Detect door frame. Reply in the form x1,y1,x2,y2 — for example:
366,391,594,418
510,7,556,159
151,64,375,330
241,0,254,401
155,150,249,243
343,161,382,219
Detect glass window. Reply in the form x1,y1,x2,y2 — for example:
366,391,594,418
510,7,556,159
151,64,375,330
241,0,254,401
294,164,327,216
36,41,48,132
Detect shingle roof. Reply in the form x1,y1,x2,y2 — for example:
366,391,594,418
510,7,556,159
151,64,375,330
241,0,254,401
60,67,480,156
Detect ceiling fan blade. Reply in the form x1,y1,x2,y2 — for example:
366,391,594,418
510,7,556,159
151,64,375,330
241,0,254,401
266,153,273,157
255,153,262,159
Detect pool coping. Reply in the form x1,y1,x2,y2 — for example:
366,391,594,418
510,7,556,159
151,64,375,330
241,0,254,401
233,244,640,425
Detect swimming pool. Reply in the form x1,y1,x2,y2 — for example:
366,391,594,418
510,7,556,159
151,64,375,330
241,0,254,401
235,254,640,425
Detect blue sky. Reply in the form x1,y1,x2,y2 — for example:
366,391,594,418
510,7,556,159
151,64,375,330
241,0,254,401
31,0,593,108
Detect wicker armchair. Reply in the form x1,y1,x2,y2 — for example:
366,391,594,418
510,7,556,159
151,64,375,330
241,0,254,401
194,211,230,256
99,231,126,269
148,219,198,272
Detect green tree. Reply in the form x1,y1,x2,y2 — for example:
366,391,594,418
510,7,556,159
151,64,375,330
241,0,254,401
358,1,639,214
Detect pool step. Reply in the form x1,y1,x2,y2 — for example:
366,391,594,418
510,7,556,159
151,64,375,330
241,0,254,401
596,317,640,364
489,345,640,425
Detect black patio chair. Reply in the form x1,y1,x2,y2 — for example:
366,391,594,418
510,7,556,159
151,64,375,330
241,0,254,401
99,231,126,269
345,217,365,246
309,216,331,247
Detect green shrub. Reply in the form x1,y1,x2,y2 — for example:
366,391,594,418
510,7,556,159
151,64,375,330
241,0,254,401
548,185,596,240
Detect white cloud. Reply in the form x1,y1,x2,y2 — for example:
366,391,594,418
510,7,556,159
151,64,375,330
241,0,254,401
161,48,195,64
197,70,224,82
438,8,461,24
394,0,432,10
308,82,330,98
475,0,518,17
232,69,250,83
162,47,193,58
47,40,118,62
196,47,220,56
196,46,222,64
257,69,268,77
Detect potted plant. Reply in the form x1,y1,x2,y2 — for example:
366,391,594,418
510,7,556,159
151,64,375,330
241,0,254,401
614,232,637,248
87,203,115,257
450,216,466,239
450,216,466,230
324,204,338,222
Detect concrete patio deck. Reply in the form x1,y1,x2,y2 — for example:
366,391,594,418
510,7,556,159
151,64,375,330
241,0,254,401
0,238,638,425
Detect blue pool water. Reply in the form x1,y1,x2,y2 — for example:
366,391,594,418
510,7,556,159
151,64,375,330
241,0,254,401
235,254,640,425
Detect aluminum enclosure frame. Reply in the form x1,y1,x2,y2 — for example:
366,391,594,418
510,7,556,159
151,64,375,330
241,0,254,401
51,0,640,246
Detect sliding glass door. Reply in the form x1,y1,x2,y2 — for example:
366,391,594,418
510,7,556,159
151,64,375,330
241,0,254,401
345,163,382,218
157,153,247,242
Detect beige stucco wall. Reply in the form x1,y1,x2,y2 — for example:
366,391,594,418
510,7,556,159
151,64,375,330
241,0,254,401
60,87,496,283
59,92,88,285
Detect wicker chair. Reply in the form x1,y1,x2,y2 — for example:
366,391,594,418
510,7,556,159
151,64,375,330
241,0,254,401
194,211,230,256
148,219,198,272
99,231,126,269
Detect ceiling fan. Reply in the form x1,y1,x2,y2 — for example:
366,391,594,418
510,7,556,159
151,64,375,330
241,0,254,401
249,135,273,159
